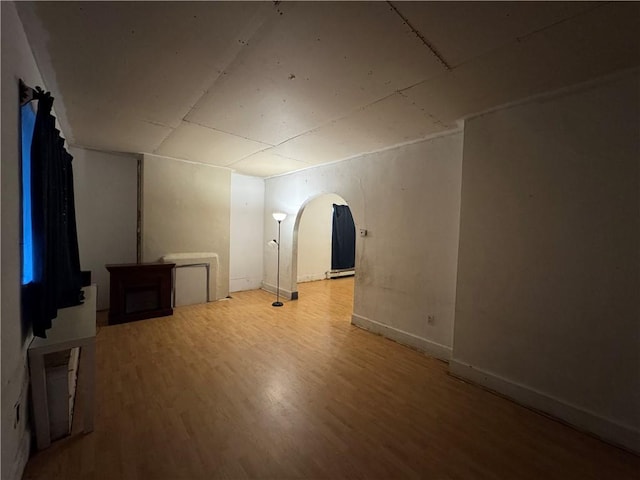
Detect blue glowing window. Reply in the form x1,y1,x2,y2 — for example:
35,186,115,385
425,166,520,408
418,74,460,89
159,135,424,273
21,103,36,285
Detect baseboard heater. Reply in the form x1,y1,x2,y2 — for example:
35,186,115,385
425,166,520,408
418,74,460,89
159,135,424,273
326,268,355,279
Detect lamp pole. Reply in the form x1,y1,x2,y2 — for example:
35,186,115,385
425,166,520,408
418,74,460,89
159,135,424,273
272,212,287,307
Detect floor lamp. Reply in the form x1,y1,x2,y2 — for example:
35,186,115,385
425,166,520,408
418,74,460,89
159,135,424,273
272,212,287,307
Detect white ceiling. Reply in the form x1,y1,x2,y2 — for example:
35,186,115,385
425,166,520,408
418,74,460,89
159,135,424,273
16,1,640,177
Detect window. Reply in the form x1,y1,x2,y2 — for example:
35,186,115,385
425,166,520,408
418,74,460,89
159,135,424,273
21,102,36,285
20,84,84,337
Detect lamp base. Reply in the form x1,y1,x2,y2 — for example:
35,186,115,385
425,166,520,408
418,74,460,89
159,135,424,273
272,301,284,307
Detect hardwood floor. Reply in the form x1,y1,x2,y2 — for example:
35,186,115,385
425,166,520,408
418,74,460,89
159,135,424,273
24,278,638,479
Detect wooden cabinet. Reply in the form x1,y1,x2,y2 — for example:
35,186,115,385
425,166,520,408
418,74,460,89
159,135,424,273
106,263,174,325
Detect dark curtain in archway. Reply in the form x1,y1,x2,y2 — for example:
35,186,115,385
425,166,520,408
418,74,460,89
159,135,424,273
22,90,83,338
331,204,355,270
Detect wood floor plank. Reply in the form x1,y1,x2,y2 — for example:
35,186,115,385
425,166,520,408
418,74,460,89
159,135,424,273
24,278,639,479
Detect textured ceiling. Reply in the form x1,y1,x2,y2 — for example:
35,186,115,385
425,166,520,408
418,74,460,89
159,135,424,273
16,1,640,177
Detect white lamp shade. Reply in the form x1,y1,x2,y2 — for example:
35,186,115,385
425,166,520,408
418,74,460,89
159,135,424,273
272,212,287,222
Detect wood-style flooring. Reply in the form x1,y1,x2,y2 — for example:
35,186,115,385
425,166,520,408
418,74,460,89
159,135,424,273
23,278,639,479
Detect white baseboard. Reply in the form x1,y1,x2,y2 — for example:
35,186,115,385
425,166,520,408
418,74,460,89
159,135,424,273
326,269,355,279
261,282,297,301
449,359,640,454
351,313,452,362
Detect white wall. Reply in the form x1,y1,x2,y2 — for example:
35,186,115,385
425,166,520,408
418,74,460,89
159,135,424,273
141,154,231,300
71,147,138,310
264,132,463,360
297,193,347,282
230,173,264,292
452,70,640,452
1,3,47,478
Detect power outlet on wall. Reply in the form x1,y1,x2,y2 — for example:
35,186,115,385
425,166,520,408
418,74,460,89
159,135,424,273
427,315,435,326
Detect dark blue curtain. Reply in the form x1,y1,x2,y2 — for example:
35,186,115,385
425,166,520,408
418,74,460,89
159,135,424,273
331,204,355,270
22,89,83,338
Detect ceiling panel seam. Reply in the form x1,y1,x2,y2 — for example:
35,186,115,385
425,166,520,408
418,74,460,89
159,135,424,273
226,149,310,168
181,3,278,125
270,82,451,150
514,2,607,44
181,119,275,147
460,66,640,125
140,151,235,171
227,147,277,166
265,128,464,180
265,90,410,149
397,90,449,129
387,1,452,71
150,122,182,155
445,2,611,71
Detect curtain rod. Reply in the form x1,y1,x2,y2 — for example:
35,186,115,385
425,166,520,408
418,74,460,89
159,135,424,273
19,79,44,106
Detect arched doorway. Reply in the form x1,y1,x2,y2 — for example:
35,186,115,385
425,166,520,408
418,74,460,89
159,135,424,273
291,193,355,314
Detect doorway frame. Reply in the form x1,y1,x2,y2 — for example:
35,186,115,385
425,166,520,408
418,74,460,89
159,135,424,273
290,192,352,299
